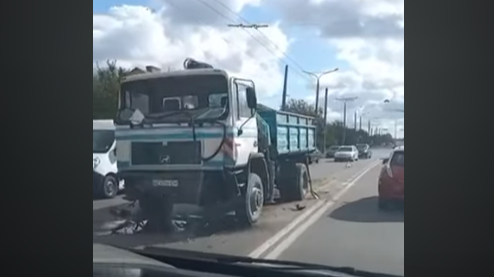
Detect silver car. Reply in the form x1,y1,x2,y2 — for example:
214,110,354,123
334,145,359,162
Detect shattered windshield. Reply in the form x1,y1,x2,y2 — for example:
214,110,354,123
117,74,229,122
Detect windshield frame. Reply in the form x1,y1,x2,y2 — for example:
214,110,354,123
116,73,230,124
338,147,353,152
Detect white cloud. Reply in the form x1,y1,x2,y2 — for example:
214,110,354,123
93,2,288,99
271,0,404,136
93,0,404,137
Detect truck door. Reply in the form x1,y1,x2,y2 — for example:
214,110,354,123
232,78,258,167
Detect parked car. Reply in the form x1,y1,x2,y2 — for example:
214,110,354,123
93,120,124,199
356,143,372,159
325,145,341,158
309,149,323,164
378,147,404,210
334,145,359,162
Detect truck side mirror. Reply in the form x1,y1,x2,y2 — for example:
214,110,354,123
246,87,257,109
382,158,389,164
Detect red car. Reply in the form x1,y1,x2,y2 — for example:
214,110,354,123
378,147,404,210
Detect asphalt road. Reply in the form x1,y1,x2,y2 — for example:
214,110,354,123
93,148,396,272
276,157,404,276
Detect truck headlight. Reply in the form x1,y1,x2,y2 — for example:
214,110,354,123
93,157,100,169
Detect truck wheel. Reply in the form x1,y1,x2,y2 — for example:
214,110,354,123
280,163,308,202
236,173,264,226
97,175,118,199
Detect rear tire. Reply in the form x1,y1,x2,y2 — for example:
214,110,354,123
236,173,264,226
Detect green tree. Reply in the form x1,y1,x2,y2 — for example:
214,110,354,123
93,60,129,119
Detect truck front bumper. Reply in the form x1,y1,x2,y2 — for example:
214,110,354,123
119,170,206,204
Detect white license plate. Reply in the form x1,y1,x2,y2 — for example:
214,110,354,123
152,179,179,187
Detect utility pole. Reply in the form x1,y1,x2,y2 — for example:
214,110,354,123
303,68,338,113
281,65,289,111
323,88,329,153
354,111,357,130
368,120,371,134
227,23,269,29
359,115,362,131
336,96,358,145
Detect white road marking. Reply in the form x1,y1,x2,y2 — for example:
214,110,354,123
316,160,380,193
250,160,380,259
248,200,327,258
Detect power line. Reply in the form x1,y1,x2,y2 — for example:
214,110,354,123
162,0,270,64
162,0,233,45
209,0,303,67
192,0,285,66
202,0,311,81
227,23,268,29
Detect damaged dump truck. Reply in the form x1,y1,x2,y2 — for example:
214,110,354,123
114,58,318,232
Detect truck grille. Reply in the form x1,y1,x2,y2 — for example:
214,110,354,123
131,141,201,165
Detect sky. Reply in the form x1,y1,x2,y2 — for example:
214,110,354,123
93,0,404,138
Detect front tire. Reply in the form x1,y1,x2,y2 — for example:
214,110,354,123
97,175,118,199
236,173,264,226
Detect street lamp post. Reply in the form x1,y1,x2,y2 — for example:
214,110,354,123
383,99,404,139
336,96,358,145
358,108,372,131
303,68,339,113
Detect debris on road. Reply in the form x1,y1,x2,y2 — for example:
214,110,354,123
289,203,306,212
